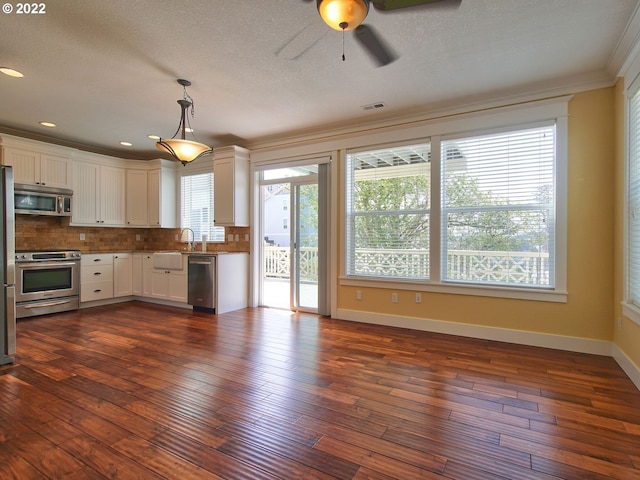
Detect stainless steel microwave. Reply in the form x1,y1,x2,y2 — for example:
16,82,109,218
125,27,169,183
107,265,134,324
14,183,73,217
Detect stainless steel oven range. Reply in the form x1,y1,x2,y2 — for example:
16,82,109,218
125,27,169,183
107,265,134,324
15,250,81,318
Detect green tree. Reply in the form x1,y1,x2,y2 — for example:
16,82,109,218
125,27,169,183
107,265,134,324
353,170,550,253
354,173,430,249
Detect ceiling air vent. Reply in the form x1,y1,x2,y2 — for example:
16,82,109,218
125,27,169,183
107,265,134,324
361,102,385,111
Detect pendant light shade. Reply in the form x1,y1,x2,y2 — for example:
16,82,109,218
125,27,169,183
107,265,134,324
155,80,214,166
317,0,369,31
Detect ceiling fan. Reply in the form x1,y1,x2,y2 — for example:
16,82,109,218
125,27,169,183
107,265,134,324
299,0,461,67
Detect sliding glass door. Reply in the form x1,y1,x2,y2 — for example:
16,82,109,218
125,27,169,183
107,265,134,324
259,162,329,314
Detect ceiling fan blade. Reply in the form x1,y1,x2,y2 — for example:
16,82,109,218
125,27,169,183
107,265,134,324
354,24,397,67
371,0,455,11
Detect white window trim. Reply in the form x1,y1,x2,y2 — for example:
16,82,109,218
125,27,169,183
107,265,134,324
622,56,640,326
179,158,225,243
340,98,569,303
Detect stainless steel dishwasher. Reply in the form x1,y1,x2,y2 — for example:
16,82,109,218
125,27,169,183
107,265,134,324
187,255,216,312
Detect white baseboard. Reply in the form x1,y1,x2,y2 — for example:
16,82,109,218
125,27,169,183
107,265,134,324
80,296,192,310
336,308,640,391
611,343,640,391
335,308,613,355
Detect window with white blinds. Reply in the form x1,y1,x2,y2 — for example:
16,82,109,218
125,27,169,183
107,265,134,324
346,143,431,279
180,172,225,243
345,121,561,291
441,124,555,287
627,82,640,310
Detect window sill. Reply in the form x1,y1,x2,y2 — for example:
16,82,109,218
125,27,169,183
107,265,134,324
339,276,567,303
622,302,640,327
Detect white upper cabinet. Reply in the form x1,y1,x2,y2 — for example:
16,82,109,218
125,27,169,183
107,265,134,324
0,135,181,229
2,146,71,188
125,169,148,226
147,165,177,228
71,159,126,226
214,145,249,227
126,162,177,228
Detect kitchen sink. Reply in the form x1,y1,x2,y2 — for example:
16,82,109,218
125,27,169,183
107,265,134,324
152,251,183,270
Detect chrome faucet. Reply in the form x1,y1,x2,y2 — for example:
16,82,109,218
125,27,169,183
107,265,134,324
180,228,196,251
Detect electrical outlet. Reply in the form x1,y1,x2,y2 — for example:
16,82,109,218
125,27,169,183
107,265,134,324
79,233,85,241
415,292,422,303
245,233,249,241
135,234,141,241
235,234,239,242
356,290,362,301
391,293,398,303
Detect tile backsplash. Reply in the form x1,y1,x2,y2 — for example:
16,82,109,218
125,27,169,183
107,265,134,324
15,215,250,253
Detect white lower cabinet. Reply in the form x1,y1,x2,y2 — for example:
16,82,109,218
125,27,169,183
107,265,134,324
132,253,143,296
81,253,133,303
81,254,114,302
140,253,187,303
83,252,188,306
113,253,133,297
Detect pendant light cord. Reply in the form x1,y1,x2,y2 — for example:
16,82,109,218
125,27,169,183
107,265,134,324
342,28,346,61
182,84,195,116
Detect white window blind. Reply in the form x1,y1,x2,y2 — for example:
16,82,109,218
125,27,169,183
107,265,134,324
441,124,555,287
346,143,431,279
180,172,225,242
628,83,640,308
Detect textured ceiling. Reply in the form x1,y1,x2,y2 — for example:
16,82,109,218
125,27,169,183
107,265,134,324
0,0,638,159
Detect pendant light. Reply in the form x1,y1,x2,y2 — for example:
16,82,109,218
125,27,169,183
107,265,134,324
156,79,214,166
317,0,369,31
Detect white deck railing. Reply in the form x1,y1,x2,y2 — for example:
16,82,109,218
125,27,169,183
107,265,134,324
263,246,550,286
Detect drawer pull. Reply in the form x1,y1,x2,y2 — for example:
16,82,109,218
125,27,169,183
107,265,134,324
93,272,102,276
93,289,102,293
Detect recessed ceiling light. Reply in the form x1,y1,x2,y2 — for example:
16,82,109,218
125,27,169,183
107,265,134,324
147,134,160,140
120,141,133,147
0,67,24,78
39,121,56,128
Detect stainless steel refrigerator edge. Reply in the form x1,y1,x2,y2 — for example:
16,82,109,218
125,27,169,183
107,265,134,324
1,166,16,365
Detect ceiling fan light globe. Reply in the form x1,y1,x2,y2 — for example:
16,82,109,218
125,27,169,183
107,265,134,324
318,0,369,31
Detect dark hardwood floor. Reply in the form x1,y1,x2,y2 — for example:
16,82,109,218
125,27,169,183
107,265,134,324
1,301,640,479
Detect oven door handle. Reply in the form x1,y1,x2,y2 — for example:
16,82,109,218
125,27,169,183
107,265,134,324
18,262,78,269
23,299,75,309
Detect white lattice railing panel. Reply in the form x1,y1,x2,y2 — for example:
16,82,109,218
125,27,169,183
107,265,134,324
354,249,429,279
264,246,550,286
446,250,550,285
263,246,319,281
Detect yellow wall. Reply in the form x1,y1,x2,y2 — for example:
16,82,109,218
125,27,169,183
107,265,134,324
338,88,616,341
614,79,640,367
